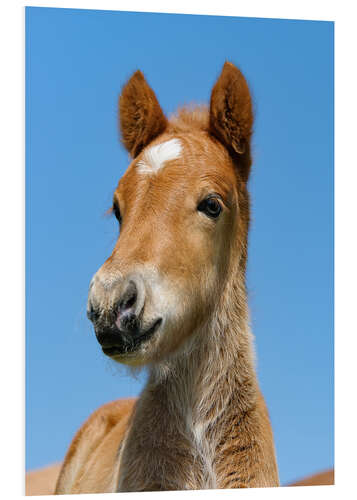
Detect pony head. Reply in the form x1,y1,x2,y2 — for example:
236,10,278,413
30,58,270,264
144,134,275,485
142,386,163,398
87,62,253,366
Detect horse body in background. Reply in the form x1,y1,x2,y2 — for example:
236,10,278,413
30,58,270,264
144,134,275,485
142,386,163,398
55,62,280,493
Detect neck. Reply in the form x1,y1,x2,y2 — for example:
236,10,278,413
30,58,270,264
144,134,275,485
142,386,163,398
117,268,264,491
149,269,258,425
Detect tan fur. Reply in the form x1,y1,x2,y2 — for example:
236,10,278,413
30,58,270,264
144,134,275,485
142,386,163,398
56,62,280,493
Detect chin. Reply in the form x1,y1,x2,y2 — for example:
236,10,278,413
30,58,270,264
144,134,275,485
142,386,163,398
111,353,145,367
104,335,159,366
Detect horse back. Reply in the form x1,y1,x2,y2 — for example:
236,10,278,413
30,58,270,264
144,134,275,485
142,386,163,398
55,398,136,494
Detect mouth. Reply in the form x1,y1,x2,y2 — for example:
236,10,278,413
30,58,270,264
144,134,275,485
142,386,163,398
100,318,162,358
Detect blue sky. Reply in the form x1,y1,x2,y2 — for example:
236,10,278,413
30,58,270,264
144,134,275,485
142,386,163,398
25,7,334,486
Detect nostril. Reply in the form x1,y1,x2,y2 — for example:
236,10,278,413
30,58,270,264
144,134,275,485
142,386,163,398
122,291,137,312
87,304,100,323
118,280,138,315
115,276,146,333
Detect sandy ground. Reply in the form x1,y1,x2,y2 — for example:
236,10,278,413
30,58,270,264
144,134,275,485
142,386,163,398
26,463,62,496
25,463,334,495
289,469,334,487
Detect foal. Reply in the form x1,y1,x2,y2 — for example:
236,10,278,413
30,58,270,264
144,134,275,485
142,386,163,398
55,62,279,493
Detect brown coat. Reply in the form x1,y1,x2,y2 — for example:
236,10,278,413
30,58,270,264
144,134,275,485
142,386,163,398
55,62,280,493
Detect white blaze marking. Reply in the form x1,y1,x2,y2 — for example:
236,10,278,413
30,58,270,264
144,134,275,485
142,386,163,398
137,138,182,174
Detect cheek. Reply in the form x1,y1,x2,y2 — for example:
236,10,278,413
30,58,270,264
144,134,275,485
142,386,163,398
163,233,221,317
187,221,227,275
146,214,235,320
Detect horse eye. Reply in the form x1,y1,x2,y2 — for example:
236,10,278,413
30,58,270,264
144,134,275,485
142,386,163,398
112,202,122,224
197,196,222,219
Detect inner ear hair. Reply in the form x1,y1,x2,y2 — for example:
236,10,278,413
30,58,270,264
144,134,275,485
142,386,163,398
119,70,168,158
209,62,253,181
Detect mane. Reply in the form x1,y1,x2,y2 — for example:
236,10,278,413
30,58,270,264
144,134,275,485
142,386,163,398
168,105,209,134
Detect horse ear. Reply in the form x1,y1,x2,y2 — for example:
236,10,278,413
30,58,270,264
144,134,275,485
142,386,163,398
209,62,253,181
119,70,168,158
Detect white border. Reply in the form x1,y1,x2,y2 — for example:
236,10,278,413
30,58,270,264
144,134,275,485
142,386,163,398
5,0,338,20
1,0,356,498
